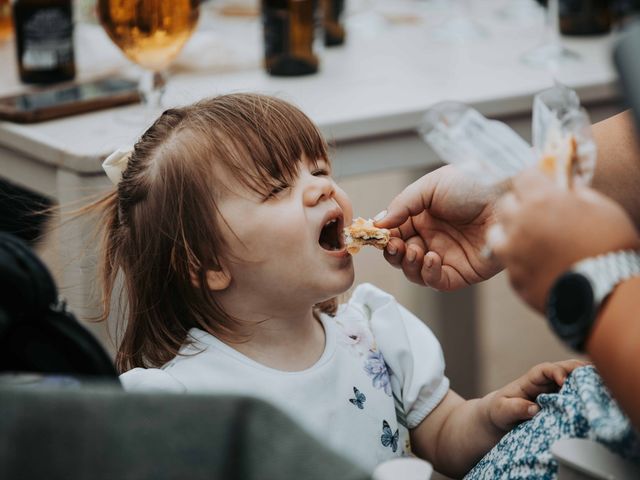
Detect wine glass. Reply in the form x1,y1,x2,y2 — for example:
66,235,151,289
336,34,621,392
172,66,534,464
521,0,579,71
97,0,200,120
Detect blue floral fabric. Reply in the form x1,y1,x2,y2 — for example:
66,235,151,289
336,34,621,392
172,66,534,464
363,351,392,397
465,366,640,479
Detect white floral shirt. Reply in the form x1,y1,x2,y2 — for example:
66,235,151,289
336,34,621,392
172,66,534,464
120,283,450,472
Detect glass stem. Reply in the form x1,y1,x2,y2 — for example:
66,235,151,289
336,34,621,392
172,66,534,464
547,0,561,48
139,69,167,111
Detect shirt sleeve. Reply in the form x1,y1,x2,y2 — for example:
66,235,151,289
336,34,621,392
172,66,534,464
350,283,450,429
119,367,187,393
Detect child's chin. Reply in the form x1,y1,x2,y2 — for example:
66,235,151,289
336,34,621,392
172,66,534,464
335,272,356,296
318,274,354,301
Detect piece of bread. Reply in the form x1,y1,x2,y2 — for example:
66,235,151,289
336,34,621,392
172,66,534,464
343,217,390,255
538,134,578,189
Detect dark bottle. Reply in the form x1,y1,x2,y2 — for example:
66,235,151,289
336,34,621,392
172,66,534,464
611,0,640,29
559,0,612,36
0,0,13,41
12,0,76,84
261,0,319,76
322,0,345,47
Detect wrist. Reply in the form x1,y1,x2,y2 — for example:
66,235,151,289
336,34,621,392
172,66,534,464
585,276,640,354
547,250,640,352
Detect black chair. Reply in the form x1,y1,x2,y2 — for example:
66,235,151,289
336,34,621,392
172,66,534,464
0,386,372,480
0,232,118,381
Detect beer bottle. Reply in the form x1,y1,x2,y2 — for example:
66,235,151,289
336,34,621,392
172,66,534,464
322,0,345,47
559,0,612,36
0,0,12,41
12,0,76,84
611,0,640,29
262,0,319,76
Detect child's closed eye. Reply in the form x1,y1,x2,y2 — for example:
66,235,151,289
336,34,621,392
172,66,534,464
265,182,291,200
312,168,330,177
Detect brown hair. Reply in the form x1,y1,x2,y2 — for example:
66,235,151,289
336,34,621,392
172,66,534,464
94,93,336,373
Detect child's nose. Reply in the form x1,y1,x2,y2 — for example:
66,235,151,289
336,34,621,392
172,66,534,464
304,176,335,205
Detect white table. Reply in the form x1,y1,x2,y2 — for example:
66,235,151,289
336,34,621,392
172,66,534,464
0,0,623,395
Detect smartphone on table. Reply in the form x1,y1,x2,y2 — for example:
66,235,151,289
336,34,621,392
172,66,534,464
0,76,140,123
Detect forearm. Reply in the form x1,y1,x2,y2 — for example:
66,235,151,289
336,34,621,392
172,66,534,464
591,110,640,228
585,276,640,430
412,396,503,478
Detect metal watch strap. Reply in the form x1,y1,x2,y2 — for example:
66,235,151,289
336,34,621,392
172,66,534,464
572,250,640,306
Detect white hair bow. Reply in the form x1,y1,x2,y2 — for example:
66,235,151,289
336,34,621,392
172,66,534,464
102,147,134,185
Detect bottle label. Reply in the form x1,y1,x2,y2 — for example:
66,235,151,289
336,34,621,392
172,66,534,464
262,6,289,58
21,8,74,70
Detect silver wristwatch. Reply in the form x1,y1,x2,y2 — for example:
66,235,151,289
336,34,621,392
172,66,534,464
546,250,640,351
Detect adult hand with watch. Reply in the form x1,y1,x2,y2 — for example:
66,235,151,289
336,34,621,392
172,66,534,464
487,167,640,427
377,110,640,428
487,167,640,315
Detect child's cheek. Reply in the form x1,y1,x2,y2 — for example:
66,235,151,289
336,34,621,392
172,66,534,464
336,186,353,224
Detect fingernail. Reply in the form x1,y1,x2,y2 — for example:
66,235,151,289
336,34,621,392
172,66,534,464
373,210,387,222
387,244,397,255
426,255,433,268
528,405,539,416
407,249,416,263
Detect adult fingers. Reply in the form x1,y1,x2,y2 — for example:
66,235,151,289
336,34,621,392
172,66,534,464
375,175,434,229
487,192,520,260
485,223,508,257
512,167,556,201
419,251,443,289
383,237,406,268
494,192,520,226
400,243,427,285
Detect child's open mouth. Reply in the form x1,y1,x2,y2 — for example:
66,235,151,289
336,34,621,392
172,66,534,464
319,217,344,251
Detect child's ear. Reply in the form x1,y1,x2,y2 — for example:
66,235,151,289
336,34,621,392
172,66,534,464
205,268,231,291
190,266,231,291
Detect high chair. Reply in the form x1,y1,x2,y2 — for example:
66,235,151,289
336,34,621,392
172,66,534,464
552,438,640,480
0,378,436,480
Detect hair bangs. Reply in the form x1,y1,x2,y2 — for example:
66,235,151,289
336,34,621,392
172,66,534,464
197,95,330,197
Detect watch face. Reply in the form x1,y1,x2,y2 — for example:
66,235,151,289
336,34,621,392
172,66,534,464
547,272,595,346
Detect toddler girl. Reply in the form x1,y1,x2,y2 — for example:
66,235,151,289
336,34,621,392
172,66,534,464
94,93,583,477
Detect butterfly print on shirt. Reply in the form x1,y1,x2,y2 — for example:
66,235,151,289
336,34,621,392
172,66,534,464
381,419,399,452
348,386,366,409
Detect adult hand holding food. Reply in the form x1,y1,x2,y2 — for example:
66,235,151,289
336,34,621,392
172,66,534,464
375,165,504,291
377,110,640,429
